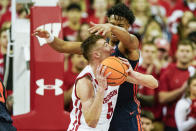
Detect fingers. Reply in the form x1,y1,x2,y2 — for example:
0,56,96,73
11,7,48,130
95,28,105,35
90,21,96,26
89,26,102,34
126,68,132,73
105,72,111,78
96,64,102,75
118,57,133,73
101,65,107,76
96,65,111,77
32,28,41,36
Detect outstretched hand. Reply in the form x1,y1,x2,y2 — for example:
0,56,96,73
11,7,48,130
118,57,133,76
88,22,113,36
32,28,50,38
96,64,111,91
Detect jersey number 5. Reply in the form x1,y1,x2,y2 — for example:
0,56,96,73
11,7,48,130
107,101,114,119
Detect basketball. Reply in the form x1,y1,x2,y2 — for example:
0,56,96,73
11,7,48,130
101,56,128,86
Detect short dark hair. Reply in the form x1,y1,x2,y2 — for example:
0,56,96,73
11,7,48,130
177,39,194,50
81,35,104,61
66,3,81,12
107,3,135,25
141,110,155,121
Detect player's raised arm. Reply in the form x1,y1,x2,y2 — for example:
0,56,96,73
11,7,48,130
33,29,82,54
88,22,139,50
119,57,158,89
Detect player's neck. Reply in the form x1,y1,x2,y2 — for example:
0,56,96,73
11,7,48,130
89,60,101,75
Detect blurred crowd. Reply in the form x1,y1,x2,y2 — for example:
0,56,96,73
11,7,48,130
0,0,195,131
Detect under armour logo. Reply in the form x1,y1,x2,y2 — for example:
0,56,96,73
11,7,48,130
35,23,61,46
36,79,63,96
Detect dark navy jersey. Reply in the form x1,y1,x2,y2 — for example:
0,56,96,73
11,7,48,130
110,45,141,129
0,79,12,123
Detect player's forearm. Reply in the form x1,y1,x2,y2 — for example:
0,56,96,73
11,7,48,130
84,90,105,128
159,88,183,104
48,37,82,54
127,71,158,89
111,25,139,50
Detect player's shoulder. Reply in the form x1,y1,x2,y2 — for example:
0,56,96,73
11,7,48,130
76,76,94,99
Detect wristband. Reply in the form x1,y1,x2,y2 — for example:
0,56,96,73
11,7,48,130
46,34,54,43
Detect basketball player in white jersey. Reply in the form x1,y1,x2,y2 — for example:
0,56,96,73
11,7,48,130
67,35,158,131
67,35,117,131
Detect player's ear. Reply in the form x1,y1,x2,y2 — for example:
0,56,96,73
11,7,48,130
94,51,101,59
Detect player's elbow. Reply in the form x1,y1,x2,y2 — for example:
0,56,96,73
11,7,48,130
86,119,99,128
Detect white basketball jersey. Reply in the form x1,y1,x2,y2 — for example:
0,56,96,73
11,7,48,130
67,65,119,131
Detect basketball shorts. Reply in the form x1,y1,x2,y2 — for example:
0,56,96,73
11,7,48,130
108,108,142,131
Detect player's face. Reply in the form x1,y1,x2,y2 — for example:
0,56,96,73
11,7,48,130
176,45,194,65
141,117,153,131
108,15,130,43
190,79,196,99
141,45,157,65
95,39,114,60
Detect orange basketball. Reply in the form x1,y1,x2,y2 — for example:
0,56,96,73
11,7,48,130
101,56,128,86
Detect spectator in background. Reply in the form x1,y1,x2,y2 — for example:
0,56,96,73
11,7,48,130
162,0,183,16
62,3,82,41
77,23,90,42
64,54,87,112
141,110,155,131
87,0,107,24
159,39,195,131
142,16,165,44
130,0,151,34
147,0,167,17
138,42,164,131
154,38,171,73
175,73,196,131
170,11,195,58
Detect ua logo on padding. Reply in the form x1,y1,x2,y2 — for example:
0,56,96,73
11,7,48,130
36,79,63,96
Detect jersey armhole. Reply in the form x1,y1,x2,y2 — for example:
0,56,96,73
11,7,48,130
74,73,93,99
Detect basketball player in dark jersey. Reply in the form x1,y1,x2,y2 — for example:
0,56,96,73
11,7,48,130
34,3,156,131
0,79,16,131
